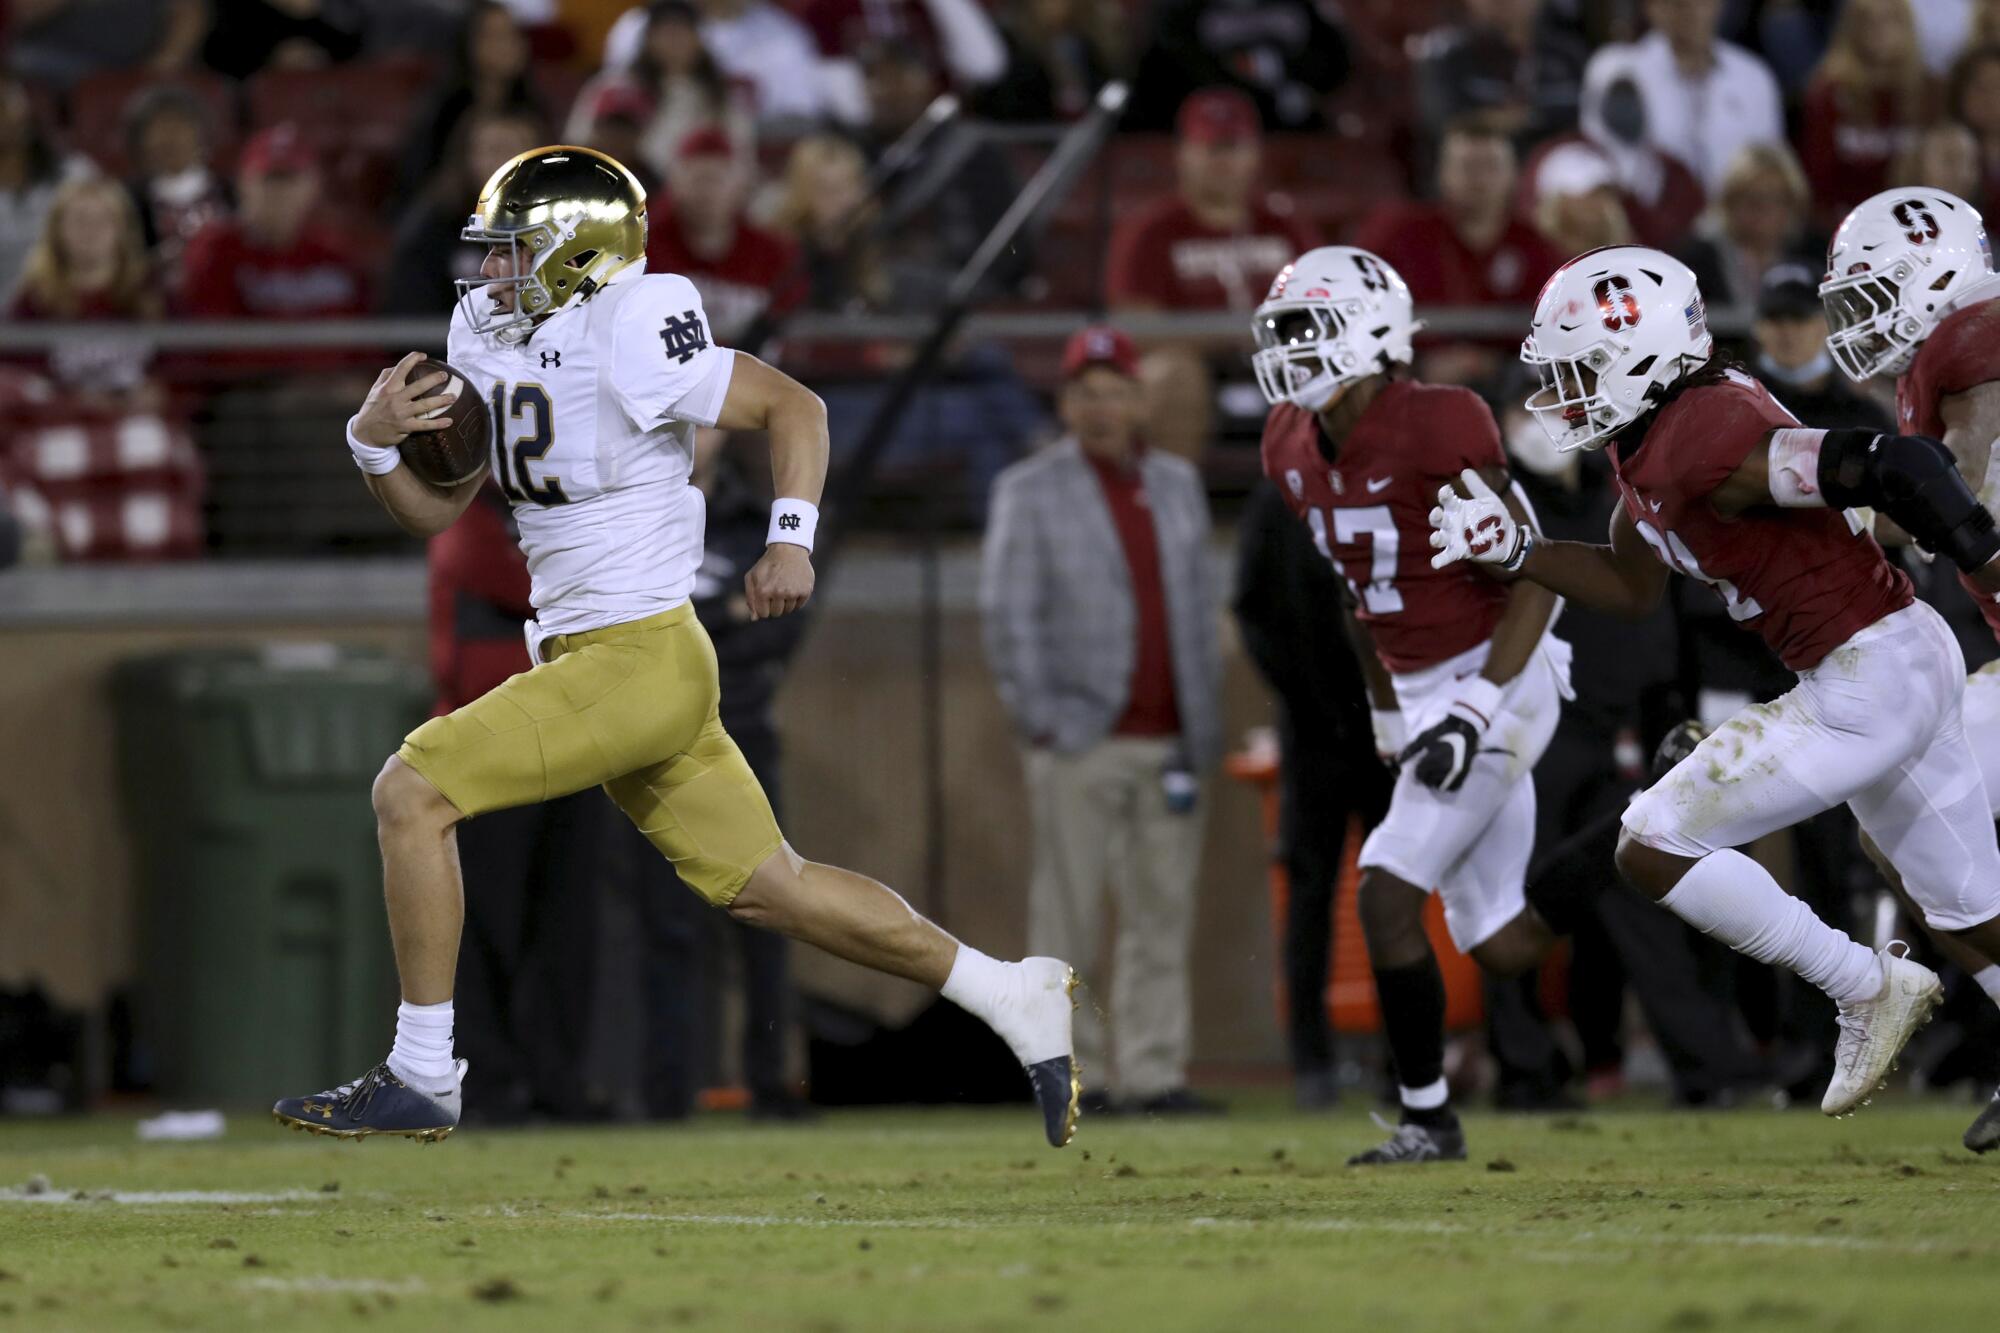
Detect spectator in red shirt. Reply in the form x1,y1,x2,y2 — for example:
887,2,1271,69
645,126,798,342
9,175,164,407
1801,0,1936,227
178,123,368,320
1353,117,1559,385
1108,88,1315,313
1107,87,1316,459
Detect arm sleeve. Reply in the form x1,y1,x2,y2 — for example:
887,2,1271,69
609,275,736,429
978,472,1055,739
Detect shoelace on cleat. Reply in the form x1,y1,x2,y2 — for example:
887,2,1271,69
1362,1112,1438,1161
311,1064,403,1116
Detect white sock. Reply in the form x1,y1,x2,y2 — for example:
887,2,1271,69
1400,1077,1449,1111
1659,849,1880,1006
939,945,1008,1024
387,1000,457,1093
1975,965,2000,1011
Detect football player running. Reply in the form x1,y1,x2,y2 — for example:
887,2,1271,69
1431,245,2000,1118
272,147,1081,1147
1253,246,1575,1165
1823,186,2000,1149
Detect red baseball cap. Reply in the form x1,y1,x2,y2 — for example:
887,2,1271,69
591,82,657,126
676,126,734,161
239,123,317,177
1060,325,1140,381
1176,87,1261,146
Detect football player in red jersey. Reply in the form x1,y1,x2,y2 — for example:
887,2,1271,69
1432,244,2000,1121
1253,246,1573,1164
1824,186,2000,1149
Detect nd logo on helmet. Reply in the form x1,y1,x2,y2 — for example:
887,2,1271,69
1593,276,1642,333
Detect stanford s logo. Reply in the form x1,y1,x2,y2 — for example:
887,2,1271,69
659,309,709,365
1469,515,1506,556
1593,276,1642,332
1892,199,1940,246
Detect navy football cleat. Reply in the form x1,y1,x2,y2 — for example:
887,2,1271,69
272,1060,466,1143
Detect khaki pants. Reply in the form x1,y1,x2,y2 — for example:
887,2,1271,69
1024,736,1204,1099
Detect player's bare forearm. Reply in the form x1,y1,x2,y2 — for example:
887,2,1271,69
351,351,482,538
715,351,829,504
716,352,826,619
1518,509,1666,619
1342,604,1397,710
364,466,486,539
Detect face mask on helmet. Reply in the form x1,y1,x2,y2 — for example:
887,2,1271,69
1820,264,1923,381
456,215,578,345
1251,304,1358,410
1520,338,1632,452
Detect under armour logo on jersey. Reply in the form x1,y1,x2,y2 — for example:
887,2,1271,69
1892,199,1941,246
660,310,709,364
540,350,561,368
777,513,801,531
1593,276,1642,332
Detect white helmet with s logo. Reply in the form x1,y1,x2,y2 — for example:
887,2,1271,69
1519,245,1713,452
1251,246,1418,411
1821,188,1992,382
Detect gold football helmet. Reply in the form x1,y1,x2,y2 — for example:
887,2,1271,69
456,144,648,342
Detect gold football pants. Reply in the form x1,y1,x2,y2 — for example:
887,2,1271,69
397,603,783,905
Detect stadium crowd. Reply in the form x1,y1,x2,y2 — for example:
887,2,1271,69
8,0,2000,1117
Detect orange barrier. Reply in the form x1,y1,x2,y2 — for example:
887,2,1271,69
1225,745,1484,1035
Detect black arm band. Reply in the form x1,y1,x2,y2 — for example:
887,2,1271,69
1818,429,2000,573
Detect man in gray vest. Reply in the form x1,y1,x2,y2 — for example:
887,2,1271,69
981,325,1224,1114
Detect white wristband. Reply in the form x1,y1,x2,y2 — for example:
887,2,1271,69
346,415,402,476
1451,676,1506,730
768,498,819,552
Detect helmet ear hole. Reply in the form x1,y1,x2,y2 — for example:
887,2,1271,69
1628,355,1657,377
566,249,600,271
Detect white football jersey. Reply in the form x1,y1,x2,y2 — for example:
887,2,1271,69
445,271,735,655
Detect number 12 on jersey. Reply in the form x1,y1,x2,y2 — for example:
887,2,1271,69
1306,505,1406,615
489,382,567,506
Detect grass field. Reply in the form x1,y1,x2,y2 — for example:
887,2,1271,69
2,1097,1996,1331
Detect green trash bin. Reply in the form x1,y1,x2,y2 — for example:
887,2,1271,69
113,643,431,1105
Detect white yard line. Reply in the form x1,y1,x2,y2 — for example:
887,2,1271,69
556,1209,1983,1258
241,1276,427,1296
0,1188,330,1206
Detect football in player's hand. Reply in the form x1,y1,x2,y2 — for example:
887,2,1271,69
398,359,491,487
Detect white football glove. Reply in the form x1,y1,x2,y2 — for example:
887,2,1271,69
1428,468,1529,572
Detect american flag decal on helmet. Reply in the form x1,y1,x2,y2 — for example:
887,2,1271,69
1685,295,1707,338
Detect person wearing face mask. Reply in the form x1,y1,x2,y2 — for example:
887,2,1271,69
1750,264,1890,435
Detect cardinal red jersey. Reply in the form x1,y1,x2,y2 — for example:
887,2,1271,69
1260,380,1509,673
1896,295,2000,643
1610,371,1912,671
